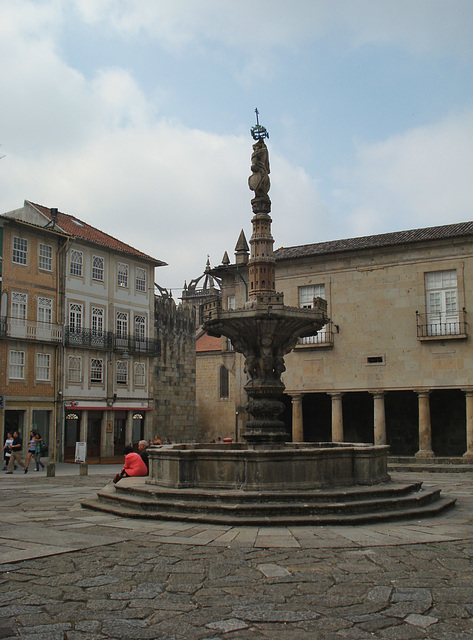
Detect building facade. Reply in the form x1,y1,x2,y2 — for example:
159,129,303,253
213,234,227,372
1,201,166,460
196,222,473,458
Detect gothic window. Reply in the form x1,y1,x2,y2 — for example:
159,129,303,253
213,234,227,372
134,362,145,386
116,312,128,338
38,297,52,324
69,303,83,333
134,315,146,340
116,360,128,385
92,307,104,336
11,292,27,322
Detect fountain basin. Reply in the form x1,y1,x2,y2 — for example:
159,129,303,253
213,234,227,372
147,442,390,491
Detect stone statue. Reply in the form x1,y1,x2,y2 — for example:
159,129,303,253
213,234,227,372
248,139,270,199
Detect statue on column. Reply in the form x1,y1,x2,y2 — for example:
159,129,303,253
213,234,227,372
248,109,271,213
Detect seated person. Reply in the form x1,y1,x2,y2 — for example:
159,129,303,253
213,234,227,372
152,435,162,445
137,440,149,473
113,445,148,483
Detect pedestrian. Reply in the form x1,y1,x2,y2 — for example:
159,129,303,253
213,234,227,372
6,431,26,473
113,445,148,483
152,435,162,445
34,432,46,471
137,440,149,473
24,430,38,473
2,432,13,470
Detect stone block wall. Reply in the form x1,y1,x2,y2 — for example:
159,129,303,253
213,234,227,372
152,296,197,442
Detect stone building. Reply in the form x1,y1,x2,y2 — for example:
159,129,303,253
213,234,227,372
196,221,473,458
153,294,196,442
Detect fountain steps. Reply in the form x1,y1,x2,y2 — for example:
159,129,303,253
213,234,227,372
81,481,455,526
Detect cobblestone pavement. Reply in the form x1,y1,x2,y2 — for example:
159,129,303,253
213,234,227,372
1,467,473,639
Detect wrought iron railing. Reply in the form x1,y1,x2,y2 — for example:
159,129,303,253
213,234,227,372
65,327,158,354
0,317,62,342
416,309,467,338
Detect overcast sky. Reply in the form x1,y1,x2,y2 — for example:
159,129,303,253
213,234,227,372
1,1,473,293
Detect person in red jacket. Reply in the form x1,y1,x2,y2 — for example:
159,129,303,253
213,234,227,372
113,445,147,483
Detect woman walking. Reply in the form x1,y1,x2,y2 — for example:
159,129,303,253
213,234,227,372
34,432,45,471
24,430,37,474
2,432,13,470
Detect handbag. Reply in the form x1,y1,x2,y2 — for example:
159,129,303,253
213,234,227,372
41,443,48,455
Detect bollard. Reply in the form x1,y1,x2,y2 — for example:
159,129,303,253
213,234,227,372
79,462,88,476
46,462,55,477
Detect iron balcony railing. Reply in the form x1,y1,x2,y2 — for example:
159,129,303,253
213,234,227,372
0,317,62,342
65,327,158,354
416,309,468,338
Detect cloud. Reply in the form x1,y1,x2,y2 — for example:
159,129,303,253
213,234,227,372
71,0,473,58
334,106,473,237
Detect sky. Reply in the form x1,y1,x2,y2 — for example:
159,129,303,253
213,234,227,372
1,0,473,294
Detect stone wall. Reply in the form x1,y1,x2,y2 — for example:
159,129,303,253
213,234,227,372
152,296,197,442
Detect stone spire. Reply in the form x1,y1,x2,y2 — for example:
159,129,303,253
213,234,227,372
234,229,249,264
247,113,276,298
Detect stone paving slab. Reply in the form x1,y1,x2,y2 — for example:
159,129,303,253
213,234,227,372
1,468,473,639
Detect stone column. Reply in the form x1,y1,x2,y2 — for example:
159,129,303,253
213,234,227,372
463,389,473,459
125,411,133,447
372,392,386,446
416,391,434,458
291,394,304,443
79,410,88,444
330,393,344,442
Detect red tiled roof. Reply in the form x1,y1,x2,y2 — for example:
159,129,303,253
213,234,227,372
196,333,222,353
29,201,166,265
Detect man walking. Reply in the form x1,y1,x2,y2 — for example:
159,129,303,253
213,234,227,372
6,431,26,473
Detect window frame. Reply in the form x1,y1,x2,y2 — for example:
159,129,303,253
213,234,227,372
134,362,146,387
70,249,83,277
92,255,105,281
69,303,83,334
9,350,25,379
39,243,53,271
36,353,51,381
116,360,128,385
68,356,82,383
135,267,146,292
117,262,129,288
37,297,53,324
90,358,104,383
298,284,328,345
12,237,28,265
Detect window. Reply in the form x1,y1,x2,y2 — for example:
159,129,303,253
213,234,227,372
11,292,27,322
90,358,103,383
12,237,27,265
10,350,25,379
116,360,128,385
92,307,104,336
134,315,146,341
116,312,128,337
38,297,52,324
219,365,229,399
92,256,104,281
227,295,236,310
118,263,129,288
70,250,83,276
298,284,327,344
68,356,82,382
425,270,459,336
37,353,51,380
69,303,83,333
136,267,146,292
134,362,145,386
39,244,52,271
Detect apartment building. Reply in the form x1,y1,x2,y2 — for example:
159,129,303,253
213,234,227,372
1,201,165,460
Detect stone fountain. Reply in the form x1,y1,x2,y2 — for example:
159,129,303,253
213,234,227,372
82,115,455,524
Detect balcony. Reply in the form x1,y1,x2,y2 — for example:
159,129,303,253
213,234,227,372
0,317,62,342
296,321,337,348
416,309,468,340
65,327,158,354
